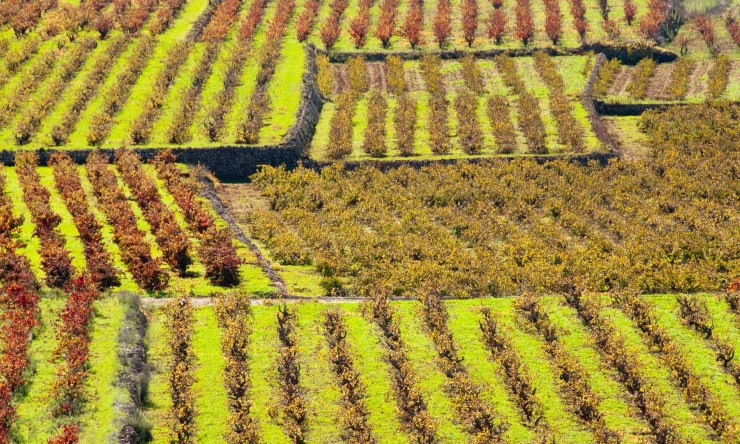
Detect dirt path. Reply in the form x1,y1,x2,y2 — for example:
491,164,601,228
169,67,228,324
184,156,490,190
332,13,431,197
366,62,389,91
646,63,674,100
687,60,711,97
333,64,349,95
199,178,290,297
608,65,633,96
404,64,425,92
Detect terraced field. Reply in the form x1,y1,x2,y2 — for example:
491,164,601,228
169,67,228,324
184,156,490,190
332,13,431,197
1,0,740,443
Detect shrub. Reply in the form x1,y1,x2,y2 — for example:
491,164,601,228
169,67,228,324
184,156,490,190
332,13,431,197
488,8,506,44
87,35,155,145
707,55,730,99
349,7,371,48
317,54,335,97
51,34,129,146
86,151,169,291
726,12,740,46
592,57,621,97
462,0,478,47
460,54,484,93
693,15,715,51
514,0,534,45
543,0,562,44
386,55,407,95
321,14,341,48
324,309,377,443
348,56,368,96
455,88,483,154
115,150,192,276
666,57,694,100
364,290,437,441
275,305,307,442
433,0,451,48
326,92,356,159
15,152,74,288
487,96,517,154
402,0,423,48
394,93,417,156
374,0,399,48
296,0,320,41
215,296,262,443
624,0,637,25
49,152,119,289
164,298,196,442
363,90,388,157
518,92,547,154
626,58,656,99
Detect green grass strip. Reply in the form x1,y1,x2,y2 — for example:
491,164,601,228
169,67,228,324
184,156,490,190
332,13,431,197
11,298,65,442
192,306,230,442
445,299,533,442
393,300,469,442
341,305,407,443
78,295,128,442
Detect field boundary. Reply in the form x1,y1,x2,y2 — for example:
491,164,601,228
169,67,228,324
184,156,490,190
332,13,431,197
595,100,740,116
324,44,679,64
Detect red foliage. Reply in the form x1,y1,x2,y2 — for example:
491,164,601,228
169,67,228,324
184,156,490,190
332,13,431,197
462,0,478,47
49,152,119,290
374,0,399,48
570,0,588,39
543,0,562,44
515,0,534,45
624,0,637,25
433,0,452,48
85,151,169,291
115,149,192,276
239,0,268,41
296,0,320,41
52,276,99,417
320,14,342,49
349,8,371,48
726,13,740,46
402,0,423,48
15,152,73,288
694,15,715,49
202,0,242,41
639,0,670,40
488,8,506,43
48,424,79,444
153,151,243,286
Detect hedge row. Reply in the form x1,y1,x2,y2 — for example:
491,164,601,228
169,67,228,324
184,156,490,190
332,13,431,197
515,293,620,443
15,36,97,145
365,290,437,442
153,150,243,286
86,151,169,291
115,149,192,275
276,305,308,443
15,151,74,288
215,295,262,443
49,152,120,289
419,291,508,443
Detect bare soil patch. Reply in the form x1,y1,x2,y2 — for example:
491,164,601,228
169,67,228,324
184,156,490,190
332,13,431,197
333,64,349,95
608,65,633,96
646,63,675,100
687,60,712,97
366,62,389,91
404,64,425,92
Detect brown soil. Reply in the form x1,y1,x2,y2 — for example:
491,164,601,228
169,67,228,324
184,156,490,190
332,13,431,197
404,64,425,92
333,64,349,95
608,65,633,96
646,63,675,100
687,60,712,97
366,62,389,91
